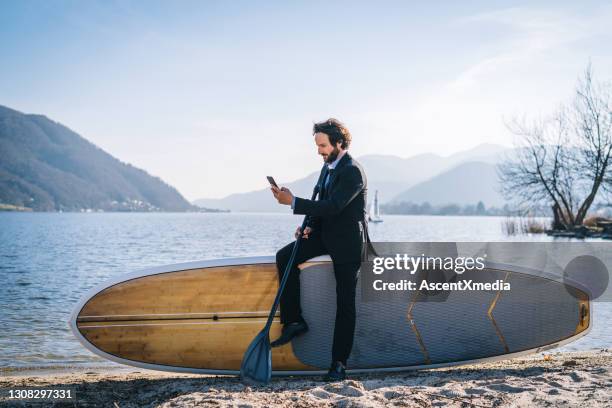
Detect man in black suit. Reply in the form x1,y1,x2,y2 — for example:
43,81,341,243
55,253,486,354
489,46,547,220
270,118,367,381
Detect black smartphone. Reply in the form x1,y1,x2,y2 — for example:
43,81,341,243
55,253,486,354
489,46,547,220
266,176,278,188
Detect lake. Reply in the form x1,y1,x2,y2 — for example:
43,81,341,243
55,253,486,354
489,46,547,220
0,212,609,369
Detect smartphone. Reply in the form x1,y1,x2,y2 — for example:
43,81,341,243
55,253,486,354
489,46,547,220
266,176,279,188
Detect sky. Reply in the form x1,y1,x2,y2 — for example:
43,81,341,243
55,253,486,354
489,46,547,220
1,1,611,200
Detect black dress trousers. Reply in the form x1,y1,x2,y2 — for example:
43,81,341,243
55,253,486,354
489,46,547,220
275,236,360,365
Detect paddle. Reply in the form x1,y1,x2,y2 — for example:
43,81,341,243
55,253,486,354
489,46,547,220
240,186,320,385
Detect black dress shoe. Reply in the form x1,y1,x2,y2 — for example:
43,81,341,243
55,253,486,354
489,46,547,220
323,361,346,382
270,321,309,347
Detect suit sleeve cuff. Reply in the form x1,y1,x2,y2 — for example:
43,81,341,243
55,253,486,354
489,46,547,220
291,197,296,209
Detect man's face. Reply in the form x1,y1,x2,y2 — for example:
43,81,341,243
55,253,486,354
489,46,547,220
315,132,341,164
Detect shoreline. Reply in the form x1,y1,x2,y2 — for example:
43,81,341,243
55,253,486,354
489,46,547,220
1,350,610,407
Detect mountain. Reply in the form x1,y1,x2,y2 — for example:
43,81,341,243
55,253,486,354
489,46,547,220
193,172,322,213
194,144,510,212
358,153,447,201
390,161,505,207
443,143,507,165
0,105,194,211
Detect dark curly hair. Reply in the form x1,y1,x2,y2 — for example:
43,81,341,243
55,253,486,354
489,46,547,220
312,118,352,149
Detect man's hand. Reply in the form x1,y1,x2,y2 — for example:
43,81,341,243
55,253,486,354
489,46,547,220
295,226,313,239
271,186,294,206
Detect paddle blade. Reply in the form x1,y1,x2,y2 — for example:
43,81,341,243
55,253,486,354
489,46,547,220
240,329,272,385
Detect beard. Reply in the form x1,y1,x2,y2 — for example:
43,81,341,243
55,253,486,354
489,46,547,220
324,146,341,164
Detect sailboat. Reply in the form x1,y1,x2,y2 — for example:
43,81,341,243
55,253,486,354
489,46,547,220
368,190,383,223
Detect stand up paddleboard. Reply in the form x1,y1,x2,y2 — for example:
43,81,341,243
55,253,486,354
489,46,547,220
69,256,591,375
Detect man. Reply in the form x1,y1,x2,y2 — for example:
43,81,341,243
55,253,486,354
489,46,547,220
270,118,368,381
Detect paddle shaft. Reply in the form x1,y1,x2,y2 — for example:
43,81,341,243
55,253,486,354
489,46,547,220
263,186,319,332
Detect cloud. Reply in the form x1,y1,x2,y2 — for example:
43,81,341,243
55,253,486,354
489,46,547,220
452,5,612,89
403,6,612,150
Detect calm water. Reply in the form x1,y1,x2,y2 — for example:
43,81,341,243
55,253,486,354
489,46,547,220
0,213,609,369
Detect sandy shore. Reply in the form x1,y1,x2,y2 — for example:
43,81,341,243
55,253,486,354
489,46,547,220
1,350,610,407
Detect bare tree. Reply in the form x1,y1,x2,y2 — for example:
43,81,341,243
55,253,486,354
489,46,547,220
498,64,612,229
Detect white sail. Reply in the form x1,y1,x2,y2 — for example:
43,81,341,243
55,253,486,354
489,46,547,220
369,190,383,223
374,191,380,218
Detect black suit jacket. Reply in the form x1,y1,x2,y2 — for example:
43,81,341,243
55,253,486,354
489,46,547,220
293,152,368,263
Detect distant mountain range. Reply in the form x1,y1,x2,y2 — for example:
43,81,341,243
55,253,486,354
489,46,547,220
391,161,505,207
194,144,510,212
0,105,195,212
0,103,513,213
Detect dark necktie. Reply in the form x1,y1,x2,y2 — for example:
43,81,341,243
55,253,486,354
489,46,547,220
325,168,333,188
322,168,333,199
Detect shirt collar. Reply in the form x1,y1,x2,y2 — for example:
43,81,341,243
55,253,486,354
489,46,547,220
327,150,346,170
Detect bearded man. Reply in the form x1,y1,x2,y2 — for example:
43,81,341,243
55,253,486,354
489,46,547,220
270,118,368,381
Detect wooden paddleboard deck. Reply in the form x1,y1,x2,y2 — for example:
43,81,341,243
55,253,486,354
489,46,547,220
70,256,591,375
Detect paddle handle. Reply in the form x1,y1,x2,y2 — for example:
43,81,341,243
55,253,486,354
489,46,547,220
263,186,319,332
